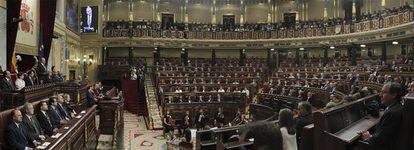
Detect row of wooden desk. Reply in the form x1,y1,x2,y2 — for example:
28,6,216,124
38,105,97,150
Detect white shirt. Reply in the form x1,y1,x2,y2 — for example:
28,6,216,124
15,79,25,90
280,127,298,150
242,89,249,97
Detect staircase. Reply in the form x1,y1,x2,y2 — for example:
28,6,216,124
144,77,163,129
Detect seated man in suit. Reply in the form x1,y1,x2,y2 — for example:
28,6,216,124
1,71,16,90
56,95,72,119
295,101,313,148
22,103,46,141
48,97,68,128
24,71,37,86
360,82,403,150
37,101,58,136
87,86,98,107
5,109,41,150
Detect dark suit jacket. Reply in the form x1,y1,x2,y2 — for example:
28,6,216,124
87,90,96,107
36,111,55,136
0,78,15,90
48,106,63,128
37,63,48,76
24,76,35,86
368,102,403,150
295,114,313,143
5,122,34,150
57,104,71,119
22,114,43,140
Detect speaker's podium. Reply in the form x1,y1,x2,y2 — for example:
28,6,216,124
98,87,124,149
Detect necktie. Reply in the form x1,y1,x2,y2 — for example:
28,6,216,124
54,108,62,121
17,124,24,137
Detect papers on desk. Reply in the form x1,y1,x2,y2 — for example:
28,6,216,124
36,142,50,149
75,115,82,119
80,110,86,114
51,133,62,139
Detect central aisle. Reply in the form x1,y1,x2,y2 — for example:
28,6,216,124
123,111,167,150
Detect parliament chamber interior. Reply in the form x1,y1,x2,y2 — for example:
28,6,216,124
1,0,414,150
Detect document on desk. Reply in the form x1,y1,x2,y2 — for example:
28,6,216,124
51,133,62,138
36,142,51,149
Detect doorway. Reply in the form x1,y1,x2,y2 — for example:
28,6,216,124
161,14,174,30
223,15,235,30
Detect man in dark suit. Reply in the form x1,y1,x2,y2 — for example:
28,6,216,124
36,101,58,136
87,86,98,107
5,109,40,150
24,71,37,86
56,95,71,119
37,58,48,84
295,101,313,149
360,82,403,150
196,109,206,130
0,71,15,90
22,102,46,141
48,97,68,128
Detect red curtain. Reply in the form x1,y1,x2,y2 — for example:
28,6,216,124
6,0,22,70
39,0,57,61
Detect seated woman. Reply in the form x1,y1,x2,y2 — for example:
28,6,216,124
279,108,298,150
15,73,26,90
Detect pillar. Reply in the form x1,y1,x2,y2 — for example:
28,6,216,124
211,49,216,65
184,0,188,23
240,49,246,66
295,49,300,66
240,0,245,24
382,42,387,64
212,0,217,24
351,45,357,66
323,46,328,66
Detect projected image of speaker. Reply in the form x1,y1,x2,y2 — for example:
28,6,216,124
80,6,98,33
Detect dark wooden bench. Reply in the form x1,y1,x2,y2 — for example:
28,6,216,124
196,130,216,150
1,82,88,111
313,94,381,150
41,105,97,150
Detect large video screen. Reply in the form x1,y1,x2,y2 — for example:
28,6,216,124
80,6,98,33
66,0,79,33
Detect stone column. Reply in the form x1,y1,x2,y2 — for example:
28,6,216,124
323,46,328,66
382,42,387,64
